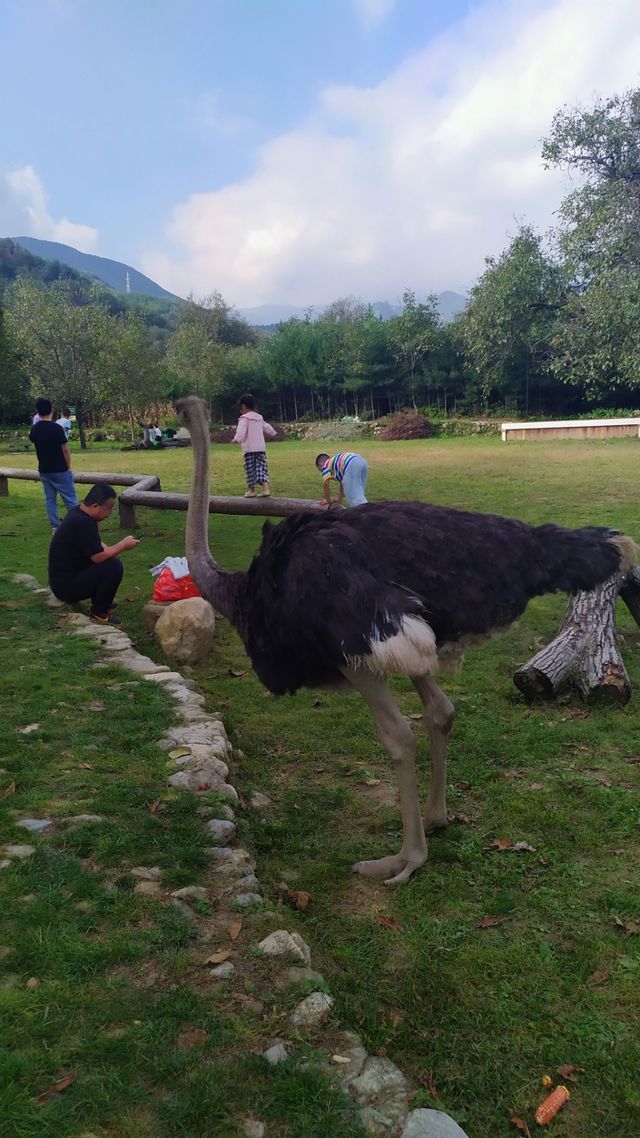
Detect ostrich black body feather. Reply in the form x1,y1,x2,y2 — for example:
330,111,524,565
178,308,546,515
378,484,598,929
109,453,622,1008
237,501,623,696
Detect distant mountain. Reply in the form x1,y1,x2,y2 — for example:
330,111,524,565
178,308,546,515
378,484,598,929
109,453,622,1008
238,292,467,327
12,236,178,301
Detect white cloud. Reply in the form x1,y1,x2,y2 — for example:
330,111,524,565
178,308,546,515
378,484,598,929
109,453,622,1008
0,165,98,252
353,0,398,33
143,0,640,306
182,90,256,137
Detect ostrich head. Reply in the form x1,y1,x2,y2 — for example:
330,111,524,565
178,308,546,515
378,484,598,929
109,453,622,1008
174,395,241,626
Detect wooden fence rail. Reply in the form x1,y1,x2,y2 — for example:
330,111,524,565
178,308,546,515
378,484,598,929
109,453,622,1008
0,467,324,528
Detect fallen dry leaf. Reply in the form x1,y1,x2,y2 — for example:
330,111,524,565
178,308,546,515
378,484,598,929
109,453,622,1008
407,712,422,720
125,594,137,602
508,1110,532,1137
476,915,510,929
25,977,40,989
78,763,93,770
512,841,536,853
453,811,472,824
588,969,609,987
362,778,381,787
87,701,106,712
168,746,192,760
454,780,471,791
17,723,40,734
149,799,163,814
204,950,231,965
556,1063,585,1083
488,838,514,851
227,920,242,941
2,782,16,798
626,756,640,765
229,668,246,678
312,698,324,707
417,1071,440,1100
332,1054,351,1064
276,882,312,910
375,916,403,932
37,1070,76,1104
176,1027,209,1050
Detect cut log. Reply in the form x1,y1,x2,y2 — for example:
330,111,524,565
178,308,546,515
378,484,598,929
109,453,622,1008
514,571,631,706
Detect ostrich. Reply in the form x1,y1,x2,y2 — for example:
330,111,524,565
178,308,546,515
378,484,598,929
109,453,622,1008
175,396,635,885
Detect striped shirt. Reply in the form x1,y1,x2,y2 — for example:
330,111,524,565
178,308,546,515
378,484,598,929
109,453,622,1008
321,452,358,484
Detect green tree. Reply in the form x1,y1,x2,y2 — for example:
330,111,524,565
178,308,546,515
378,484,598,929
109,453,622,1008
5,278,111,447
0,306,31,425
387,290,441,410
166,292,259,420
100,313,167,442
542,88,640,398
459,227,563,413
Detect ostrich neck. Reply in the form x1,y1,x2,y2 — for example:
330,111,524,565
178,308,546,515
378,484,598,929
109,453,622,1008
186,408,244,629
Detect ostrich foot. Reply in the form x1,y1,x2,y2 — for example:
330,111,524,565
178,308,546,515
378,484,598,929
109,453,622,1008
351,850,427,886
423,812,448,835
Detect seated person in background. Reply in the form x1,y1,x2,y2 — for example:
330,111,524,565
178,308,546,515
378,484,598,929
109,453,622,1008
315,450,369,508
48,482,140,627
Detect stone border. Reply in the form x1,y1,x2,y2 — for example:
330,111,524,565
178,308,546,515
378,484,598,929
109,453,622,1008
8,574,469,1138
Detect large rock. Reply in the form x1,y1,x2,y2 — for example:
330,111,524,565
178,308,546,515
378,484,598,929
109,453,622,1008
400,1110,470,1138
154,598,216,663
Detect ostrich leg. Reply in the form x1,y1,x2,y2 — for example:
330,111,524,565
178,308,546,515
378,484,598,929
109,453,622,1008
342,667,428,886
411,675,455,833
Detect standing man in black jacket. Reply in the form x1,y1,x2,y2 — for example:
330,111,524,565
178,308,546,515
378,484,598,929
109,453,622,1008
28,397,78,531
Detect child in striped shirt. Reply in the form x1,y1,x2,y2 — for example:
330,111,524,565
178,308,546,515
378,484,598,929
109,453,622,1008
315,451,369,508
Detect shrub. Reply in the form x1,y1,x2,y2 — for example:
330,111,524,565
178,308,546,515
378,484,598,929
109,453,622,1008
303,420,373,442
378,411,437,441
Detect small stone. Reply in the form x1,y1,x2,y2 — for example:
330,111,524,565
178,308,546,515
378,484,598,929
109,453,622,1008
263,1042,288,1066
250,792,272,809
16,818,51,832
237,873,260,891
242,1120,266,1138
206,819,236,844
171,898,199,923
131,866,163,880
220,804,235,821
234,893,263,907
349,1056,410,1106
171,886,209,901
257,930,311,964
134,881,162,896
289,991,333,1027
0,859,12,870
400,1110,471,1138
2,844,36,859
236,994,264,1015
13,573,41,590
107,650,170,675
209,961,236,979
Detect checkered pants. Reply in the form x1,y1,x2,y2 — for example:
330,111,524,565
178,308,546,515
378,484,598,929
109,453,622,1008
243,450,269,487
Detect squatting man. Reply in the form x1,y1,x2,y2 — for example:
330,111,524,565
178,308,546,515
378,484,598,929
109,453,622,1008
48,482,140,626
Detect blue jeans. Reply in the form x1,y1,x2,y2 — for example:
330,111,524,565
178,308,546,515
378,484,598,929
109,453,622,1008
40,470,78,527
341,456,369,506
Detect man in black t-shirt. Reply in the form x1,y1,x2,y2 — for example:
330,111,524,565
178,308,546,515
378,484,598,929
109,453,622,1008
48,482,140,626
28,397,78,530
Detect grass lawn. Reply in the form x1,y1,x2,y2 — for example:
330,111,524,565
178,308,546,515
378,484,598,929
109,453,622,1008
1,434,639,1137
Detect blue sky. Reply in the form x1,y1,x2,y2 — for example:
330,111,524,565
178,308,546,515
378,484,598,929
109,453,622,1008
2,0,640,307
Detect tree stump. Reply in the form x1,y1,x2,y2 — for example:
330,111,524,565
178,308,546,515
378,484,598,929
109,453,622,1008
514,567,640,706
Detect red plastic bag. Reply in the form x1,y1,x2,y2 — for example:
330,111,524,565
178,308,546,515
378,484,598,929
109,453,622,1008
151,567,201,603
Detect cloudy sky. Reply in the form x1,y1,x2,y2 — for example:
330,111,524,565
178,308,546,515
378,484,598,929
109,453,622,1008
2,0,640,307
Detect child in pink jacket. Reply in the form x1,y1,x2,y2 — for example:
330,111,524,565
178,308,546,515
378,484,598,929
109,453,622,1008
232,394,277,497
